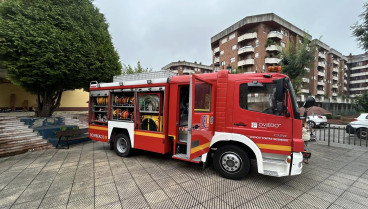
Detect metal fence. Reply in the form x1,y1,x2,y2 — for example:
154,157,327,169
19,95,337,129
314,124,368,147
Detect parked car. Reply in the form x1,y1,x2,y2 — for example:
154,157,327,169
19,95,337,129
306,115,327,128
346,113,368,139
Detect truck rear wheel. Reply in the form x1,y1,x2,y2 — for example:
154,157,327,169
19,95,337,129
114,133,131,157
213,145,250,180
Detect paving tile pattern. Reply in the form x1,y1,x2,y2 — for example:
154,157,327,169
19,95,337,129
0,141,367,209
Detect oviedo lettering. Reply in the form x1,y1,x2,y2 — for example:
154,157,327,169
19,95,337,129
252,122,281,129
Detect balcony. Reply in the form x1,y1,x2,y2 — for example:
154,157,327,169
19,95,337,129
238,59,254,66
318,71,325,77
304,67,310,73
351,79,368,84
344,72,347,77
265,45,281,52
332,76,338,81
333,60,339,65
333,68,338,73
317,90,325,95
350,86,368,91
318,62,325,67
213,47,220,54
214,57,219,63
267,31,283,40
332,84,338,89
238,32,257,42
302,78,310,83
182,69,195,74
317,81,324,86
344,87,347,91
301,89,309,93
265,58,281,64
332,92,338,97
318,52,325,58
238,46,254,55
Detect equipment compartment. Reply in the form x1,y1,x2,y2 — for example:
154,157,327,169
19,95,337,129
110,89,135,122
89,90,109,125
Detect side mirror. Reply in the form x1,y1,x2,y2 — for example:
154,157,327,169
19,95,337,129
303,96,315,108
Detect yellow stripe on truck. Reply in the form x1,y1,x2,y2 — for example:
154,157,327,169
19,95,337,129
134,131,165,139
89,125,108,131
256,143,291,152
191,142,211,154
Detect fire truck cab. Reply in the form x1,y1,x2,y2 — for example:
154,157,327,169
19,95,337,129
88,70,312,179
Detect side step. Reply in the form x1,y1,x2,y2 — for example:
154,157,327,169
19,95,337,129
172,154,201,163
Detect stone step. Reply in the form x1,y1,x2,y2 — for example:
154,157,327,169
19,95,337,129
0,126,31,133
0,142,53,158
0,116,17,121
0,139,50,151
0,134,41,144
0,129,34,138
0,137,45,148
0,123,27,129
0,120,24,125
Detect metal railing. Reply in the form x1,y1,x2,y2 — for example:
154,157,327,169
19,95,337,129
314,124,368,147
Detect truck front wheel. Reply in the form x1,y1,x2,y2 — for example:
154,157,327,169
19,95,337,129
114,133,131,157
213,145,250,180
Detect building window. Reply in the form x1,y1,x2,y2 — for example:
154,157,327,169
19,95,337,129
232,45,237,51
263,25,266,33
231,57,235,63
229,33,235,40
255,53,259,58
220,50,224,56
221,61,226,66
255,39,259,47
285,31,288,37
221,37,227,44
281,42,286,48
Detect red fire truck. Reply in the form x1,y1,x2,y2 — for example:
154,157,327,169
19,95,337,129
88,69,314,179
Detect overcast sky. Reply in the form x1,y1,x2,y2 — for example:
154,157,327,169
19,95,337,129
93,0,366,71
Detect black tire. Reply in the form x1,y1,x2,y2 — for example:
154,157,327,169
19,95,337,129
357,128,368,140
213,145,250,180
114,133,131,157
307,121,316,129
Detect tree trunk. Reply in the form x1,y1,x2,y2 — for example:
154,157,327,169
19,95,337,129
35,90,63,117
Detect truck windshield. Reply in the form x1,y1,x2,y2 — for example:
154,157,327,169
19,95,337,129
287,80,300,119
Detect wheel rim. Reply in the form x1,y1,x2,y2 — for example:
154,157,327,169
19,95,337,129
360,130,367,139
116,137,127,153
220,152,242,173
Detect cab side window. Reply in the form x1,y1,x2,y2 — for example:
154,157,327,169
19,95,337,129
239,83,282,116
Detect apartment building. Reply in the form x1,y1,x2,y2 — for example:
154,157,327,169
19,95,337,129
347,53,368,97
210,13,350,104
162,61,212,75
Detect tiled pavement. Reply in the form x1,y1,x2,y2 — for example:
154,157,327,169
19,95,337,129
0,141,367,209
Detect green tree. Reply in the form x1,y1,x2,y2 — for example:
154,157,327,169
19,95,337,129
0,0,121,117
352,2,368,50
279,36,317,93
353,92,368,113
122,61,152,74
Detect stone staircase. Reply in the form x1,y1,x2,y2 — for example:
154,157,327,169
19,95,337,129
0,116,53,157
